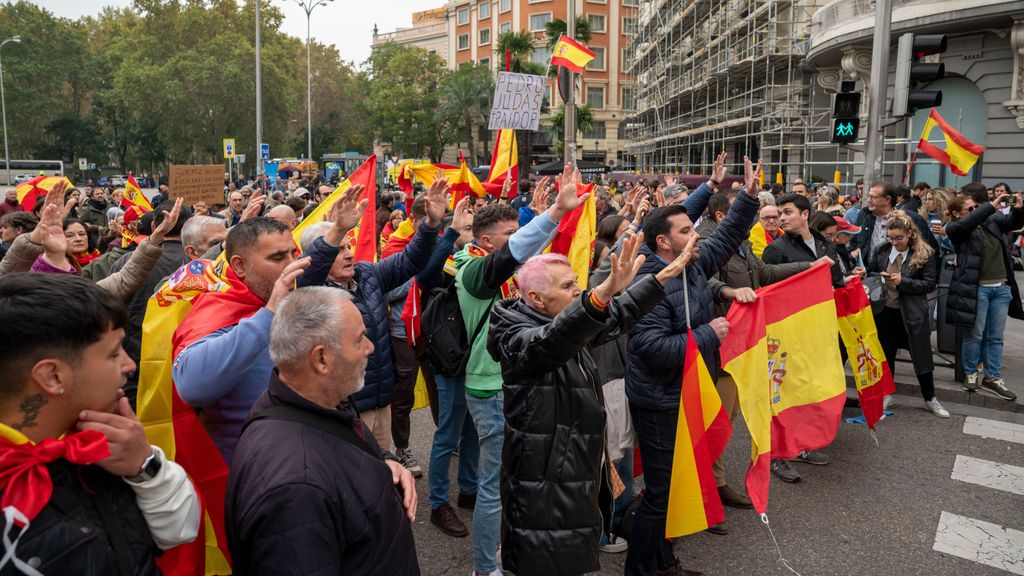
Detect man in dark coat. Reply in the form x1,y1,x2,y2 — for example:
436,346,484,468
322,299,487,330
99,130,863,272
852,181,938,271
488,235,689,576
227,287,419,575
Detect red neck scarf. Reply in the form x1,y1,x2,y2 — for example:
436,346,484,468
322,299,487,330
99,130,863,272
466,244,520,299
73,249,101,267
172,265,266,359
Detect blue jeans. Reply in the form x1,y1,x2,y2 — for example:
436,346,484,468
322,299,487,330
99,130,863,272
466,391,504,574
428,374,479,509
625,407,677,575
600,448,634,545
963,283,1012,379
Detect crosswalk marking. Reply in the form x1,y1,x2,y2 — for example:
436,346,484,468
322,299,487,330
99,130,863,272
952,455,1024,497
934,511,1024,575
963,417,1024,446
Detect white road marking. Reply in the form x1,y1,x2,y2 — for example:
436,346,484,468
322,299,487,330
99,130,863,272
963,417,1024,445
952,455,1024,497
934,511,1024,575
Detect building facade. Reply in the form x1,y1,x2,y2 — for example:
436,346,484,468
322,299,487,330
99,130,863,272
372,7,451,66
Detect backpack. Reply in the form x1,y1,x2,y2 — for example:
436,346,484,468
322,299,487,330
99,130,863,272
418,281,491,377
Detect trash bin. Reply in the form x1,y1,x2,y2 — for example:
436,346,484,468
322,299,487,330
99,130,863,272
936,253,957,354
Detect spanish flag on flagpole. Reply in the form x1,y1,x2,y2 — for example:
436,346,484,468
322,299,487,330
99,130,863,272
665,328,732,537
550,34,595,73
293,154,378,263
916,108,984,176
720,264,846,513
122,175,154,212
483,129,518,197
835,276,896,430
546,182,595,289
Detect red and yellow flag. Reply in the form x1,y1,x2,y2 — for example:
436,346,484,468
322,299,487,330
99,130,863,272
293,154,378,263
547,183,595,289
720,264,846,513
916,108,984,176
834,276,896,430
15,176,74,212
550,34,596,73
122,175,154,212
401,160,486,201
483,129,518,197
666,328,732,537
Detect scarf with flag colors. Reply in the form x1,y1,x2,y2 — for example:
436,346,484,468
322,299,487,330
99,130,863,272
465,243,520,299
665,328,732,537
720,264,846,513
15,176,74,213
834,276,895,430
136,259,242,575
482,129,518,197
292,155,378,264
747,221,775,259
915,108,984,176
122,175,154,212
546,183,596,289
549,34,596,73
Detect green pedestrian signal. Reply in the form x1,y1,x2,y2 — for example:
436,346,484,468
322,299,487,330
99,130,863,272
832,118,859,144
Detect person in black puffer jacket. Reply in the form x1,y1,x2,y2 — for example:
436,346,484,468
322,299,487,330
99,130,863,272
487,235,688,576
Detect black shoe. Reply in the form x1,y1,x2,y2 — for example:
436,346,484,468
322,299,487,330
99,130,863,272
718,484,753,509
457,492,477,510
705,521,728,535
430,504,468,538
770,459,801,483
656,561,704,576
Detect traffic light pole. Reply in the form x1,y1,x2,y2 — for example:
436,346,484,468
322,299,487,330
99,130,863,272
862,0,893,193
563,0,576,166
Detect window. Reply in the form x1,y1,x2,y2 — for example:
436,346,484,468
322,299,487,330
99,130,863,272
587,15,606,33
499,0,511,13
478,1,490,19
583,121,607,139
499,21,511,34
458,34,470,50
531,46,553,66
457,8,470,25
622,86,635,110
529,13,552,32
479,57,490,68
479,28,491,44
586,86,605,109
622,0,638,5
622,17,637,35
587,47,606,70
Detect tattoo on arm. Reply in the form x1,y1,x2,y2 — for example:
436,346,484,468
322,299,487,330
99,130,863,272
11,394,46,431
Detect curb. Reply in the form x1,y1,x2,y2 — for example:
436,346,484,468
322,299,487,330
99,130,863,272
844,374,1023,414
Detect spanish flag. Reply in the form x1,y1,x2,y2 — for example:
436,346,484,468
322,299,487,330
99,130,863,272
748,221,775,259
916,108,984,177
547,183,595,289
293,154,378,263
483,129,518,197
720,264,846,513
666,328,732,537
123,175,154,212
550,34,595,73
835,276,896,430
400,159,487,202
15,175,74,212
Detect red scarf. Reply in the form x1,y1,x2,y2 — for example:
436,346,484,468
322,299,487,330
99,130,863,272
466,244,520,299
73,249,101,267
0,428,110,526
172,266,266,359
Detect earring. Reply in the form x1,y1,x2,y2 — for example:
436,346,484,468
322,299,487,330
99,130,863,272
59,388,65,395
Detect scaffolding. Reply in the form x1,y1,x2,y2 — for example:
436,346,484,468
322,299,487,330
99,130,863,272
622,0,831,180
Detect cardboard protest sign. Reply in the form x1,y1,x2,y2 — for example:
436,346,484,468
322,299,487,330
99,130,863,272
169,164,225,205
488,72,546,131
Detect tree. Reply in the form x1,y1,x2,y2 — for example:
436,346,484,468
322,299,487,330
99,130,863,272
544,17,592,50
546,104,594,156
436,63,494,165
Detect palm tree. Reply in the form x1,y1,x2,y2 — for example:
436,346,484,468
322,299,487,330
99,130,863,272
544,17,592,50
436,64,494,165
547,103,595,147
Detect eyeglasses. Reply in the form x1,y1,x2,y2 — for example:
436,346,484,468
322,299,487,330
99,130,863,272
760,216,780,221
967,205,977,212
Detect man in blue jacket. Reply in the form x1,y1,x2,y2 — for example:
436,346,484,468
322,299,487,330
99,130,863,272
624,154,762,576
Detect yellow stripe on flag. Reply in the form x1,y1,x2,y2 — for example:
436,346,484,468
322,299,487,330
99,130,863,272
567,194,596,290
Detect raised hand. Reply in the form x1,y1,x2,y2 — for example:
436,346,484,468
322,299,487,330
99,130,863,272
324,185,367,247
665,175,678,187
654,185,666,207
500,175,513,201
529,176,552,215
632,197,652,227
265,257,311,312
592,232,647,304
36,204,68,267
743,155,762,197
451,195,471,232
656,233,698,284
239,192,267,223
550,164,587,221
424,176,450,227
712,151,729,185
149,197,184,246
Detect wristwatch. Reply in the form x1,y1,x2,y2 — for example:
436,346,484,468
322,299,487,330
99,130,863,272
125,447,163,483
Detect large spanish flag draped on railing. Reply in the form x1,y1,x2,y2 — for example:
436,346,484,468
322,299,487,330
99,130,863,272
293,154,378,263
547,183,596,289
834,276,895,430
666,328,732,537
137,259,233,575
720,264,846,513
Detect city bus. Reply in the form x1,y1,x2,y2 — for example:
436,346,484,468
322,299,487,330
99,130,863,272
0,159,65,185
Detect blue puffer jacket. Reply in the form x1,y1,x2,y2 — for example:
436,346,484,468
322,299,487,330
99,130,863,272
625,191,760,411
299,223,439,412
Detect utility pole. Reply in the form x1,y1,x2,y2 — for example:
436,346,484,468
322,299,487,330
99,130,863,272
295,0,333,164
0,36,20,186
563,0,576,166
255,0,263,183
862,0,894,191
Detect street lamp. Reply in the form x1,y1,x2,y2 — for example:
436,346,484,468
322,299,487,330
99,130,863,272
293,0,333,164
0,36,21,186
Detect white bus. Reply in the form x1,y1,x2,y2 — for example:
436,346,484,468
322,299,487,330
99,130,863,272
0,159,65,184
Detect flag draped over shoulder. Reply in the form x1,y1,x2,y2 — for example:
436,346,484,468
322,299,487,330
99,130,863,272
136,259,233,575
483,129,518,197
122,175,154,212
293,155,378,263
547,183,595,289
549,34,596,73
666,328,732,537
834,276,895,429
15,176,74,212
720,264,846,513
916,108,984,176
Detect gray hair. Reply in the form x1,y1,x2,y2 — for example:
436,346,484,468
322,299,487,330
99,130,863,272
269,287,353,368
182,215,227,247
664,184,688,201
758,191,776,207
299,221,332,253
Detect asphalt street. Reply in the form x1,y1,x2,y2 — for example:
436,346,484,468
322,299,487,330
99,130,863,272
406,395,1024,575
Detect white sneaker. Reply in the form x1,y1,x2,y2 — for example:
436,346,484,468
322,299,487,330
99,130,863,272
599,535,629,553
926,398,950,418
882,395,893,410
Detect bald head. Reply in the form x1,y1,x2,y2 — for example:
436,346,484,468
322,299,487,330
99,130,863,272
228,191,245,213
266,205,297,230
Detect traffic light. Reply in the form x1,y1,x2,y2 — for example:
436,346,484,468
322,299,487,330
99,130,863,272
832,118,859,144
893,33,946,117
831,82,861,144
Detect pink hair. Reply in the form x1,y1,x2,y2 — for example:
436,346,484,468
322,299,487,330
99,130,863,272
517,253,571,303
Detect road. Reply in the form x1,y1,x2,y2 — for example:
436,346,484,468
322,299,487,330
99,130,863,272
406,395,1024,575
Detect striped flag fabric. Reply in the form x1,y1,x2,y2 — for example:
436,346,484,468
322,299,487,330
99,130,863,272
293,154,378,263
720,264,846,513
546,183,596,289
665,328,733,537
549,34,596,73
122,175,154,212
15,176,74,212
916,108,984,176
834,276,896,430
483,129,518,197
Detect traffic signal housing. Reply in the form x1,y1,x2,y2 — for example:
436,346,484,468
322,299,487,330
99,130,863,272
893,33,946,117
830,82,861,144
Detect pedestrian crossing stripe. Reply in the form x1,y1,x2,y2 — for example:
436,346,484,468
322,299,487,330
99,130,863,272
951,455,1024,497
933,511,1024,575
963,417,1024,446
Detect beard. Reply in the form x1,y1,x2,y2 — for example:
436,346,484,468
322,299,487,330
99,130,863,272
243,271,276,303
351,357,367,394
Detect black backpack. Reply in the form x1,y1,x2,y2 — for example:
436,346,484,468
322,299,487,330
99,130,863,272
419,281,491,377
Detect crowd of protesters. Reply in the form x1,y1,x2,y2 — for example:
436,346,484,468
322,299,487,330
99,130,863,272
0,157,1020,576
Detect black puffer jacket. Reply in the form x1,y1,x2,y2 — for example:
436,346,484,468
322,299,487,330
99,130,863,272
945,202,1024,326
762,229,845,288
487,275,666,576
626,191,759,411
6,461,159,576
